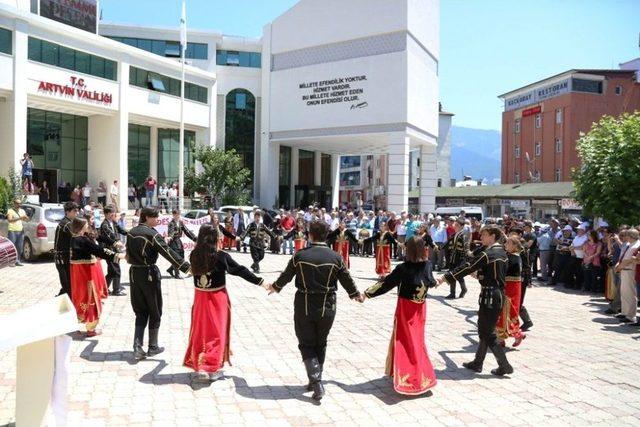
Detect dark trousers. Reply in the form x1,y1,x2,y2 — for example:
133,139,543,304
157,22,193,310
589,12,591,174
55,261,71,297
250,245,265,266
294,292,336,365
167,242,184,276
449,260,467,295
473,288,509,367
105,260,122,293
519,280,532,324
130,266,163,330
530,250,539,277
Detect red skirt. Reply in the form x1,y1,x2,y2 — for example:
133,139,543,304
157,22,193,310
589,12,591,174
294,238,306,252
223,226,235,249
333,241,350,268
496,280,523,340
96,260,108,299
184,287,232,373
385,297,437,395
70,262,106,325
376,245,391,275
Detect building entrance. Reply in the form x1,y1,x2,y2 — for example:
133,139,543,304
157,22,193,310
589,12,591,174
32,168,59,202
294,185,332,210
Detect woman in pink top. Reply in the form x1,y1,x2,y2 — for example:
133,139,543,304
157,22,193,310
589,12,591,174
582,230,602,292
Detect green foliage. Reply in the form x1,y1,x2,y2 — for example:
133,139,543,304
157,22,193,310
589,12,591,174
185,147,252,208
573,112,640,227
0,168,23,213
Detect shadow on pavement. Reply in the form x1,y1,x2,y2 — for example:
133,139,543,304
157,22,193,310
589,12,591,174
138,360,210,391
324,378,432,404
80,339,140,366
228,376,316,404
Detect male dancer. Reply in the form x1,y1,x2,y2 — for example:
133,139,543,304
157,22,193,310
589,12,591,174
54,201,79,297
445,217,469,299
240,211,276,273
438,225,514,376
267,220,364,401
98,205,128,296
509,227,534,331
127,207,190,361
166,209,197,279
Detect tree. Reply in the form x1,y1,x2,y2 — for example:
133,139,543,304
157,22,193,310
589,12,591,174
573,112,640,227
185,147,252,208
0,168,23,214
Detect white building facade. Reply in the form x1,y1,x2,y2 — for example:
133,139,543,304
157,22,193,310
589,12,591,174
1,0,440,213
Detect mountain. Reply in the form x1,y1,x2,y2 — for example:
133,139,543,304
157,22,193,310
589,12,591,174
450,126,501,184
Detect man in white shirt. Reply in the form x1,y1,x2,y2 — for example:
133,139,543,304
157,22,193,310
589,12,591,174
82,182,92,206
429,216,448,271
110,180,120,213
570,224,589,290
330,212,340,231
615,229,640,324
233,208,249,252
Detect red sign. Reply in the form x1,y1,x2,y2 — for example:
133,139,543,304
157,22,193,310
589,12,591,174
37,76,113,105
522,106,541,117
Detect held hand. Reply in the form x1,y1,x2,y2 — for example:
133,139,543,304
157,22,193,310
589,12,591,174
436,276,445,286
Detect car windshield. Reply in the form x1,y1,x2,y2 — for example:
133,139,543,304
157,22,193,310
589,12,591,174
44,209,65,223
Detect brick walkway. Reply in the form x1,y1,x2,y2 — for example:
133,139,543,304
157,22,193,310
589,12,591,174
1,251,639,426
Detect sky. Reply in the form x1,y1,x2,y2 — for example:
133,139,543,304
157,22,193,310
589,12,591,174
100,0,640,132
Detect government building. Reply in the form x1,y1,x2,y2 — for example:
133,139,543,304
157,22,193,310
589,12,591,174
0,0,440,213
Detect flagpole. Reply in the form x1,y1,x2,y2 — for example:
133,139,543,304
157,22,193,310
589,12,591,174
178,0,186,211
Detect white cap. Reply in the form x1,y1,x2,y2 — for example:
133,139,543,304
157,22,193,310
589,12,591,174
435,215,442,220
563,225,573,231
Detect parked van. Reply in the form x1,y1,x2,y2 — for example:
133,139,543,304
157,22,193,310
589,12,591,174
435,206,484,221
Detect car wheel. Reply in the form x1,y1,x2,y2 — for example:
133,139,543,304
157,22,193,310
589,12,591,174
22,238,35,262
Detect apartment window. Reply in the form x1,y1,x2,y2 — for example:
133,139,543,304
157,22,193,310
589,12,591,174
535,114,542,129
0,27,11,55
28,37,117,80
129,66,208,104
514,172,520,183
615,85,623,95
535,141,541,156
555,168,562,182
515,145,520,158
556,108,562,124
572,78,603,94
216,50,261,68
515,119,521,134
555,138,562,153
437,178,442,187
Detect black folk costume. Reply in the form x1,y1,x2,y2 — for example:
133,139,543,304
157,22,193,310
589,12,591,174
54,216,73,297
126,223,190,360
166,218,197,278
272,242,362,401
443,243,514,376
240,221,276,273
326,228,358,268
445,230,469,298
518,245,534,331
98,218,127,295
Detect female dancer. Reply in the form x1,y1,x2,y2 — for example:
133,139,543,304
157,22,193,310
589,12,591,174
496,236,526,347
326,219,358,268
364,236,437,395
70,217,123,336
284,218,308,253
84,212,108,300
223,211,235,250
209,209,237,250
184,225,267,381
374,221,397,279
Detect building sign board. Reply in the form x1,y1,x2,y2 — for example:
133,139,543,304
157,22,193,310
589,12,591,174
36,75,113,105
559,198,582,210
500,199,530,208
504,78,572,111
39,0,98,34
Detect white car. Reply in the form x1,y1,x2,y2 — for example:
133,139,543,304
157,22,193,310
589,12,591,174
0,203,65,261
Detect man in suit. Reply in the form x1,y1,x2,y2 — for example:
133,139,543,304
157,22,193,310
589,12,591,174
98,205,128,295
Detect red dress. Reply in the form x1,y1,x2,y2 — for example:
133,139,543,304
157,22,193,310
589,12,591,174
375,231,393,276
184,251,263,373
223,223,235,249
496,279,524,340
365,262,437,395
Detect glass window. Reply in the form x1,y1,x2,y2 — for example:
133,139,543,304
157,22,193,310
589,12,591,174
515,119,520,134
216,50,227,65
515,146,520,158
235,92,246,109
165,41,180,58
340,171,361,187
90,56,105,77
555,169,561,182
216,50,260,68
572,78,602,94
340,156,361,168
128,124,151,186
104,60,116,81
151,40,165,56
60,114,75,139
225,89,256,189
535,114,542,129
514,172,520,183
298,150,315,186
321,154,331,187
137,39,152,53
0,27,11,55
41,40,59,65
250,52,261,68
226,51,239,66
149,76,166,92
555,138,562,153
555,108,562,124
185,43,195,59
615,85,623,95
194,43,207,60
28,37,41,61
535,142,541,156
122,38,137,47
75,51,90,74
58,45,75,70
157,128,195,185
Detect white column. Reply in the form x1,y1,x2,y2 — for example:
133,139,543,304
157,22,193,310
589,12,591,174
150,126,158,180
386,134,410,213
419,144,437,213
290,147,299,208
7,25,28,173
331,154,340,209
313,150,322,186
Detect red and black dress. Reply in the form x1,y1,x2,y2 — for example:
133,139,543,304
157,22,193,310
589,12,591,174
183,251,263,374
374,230,397,277
213,222,236,251
223,218,235,250
496,252,524,343
365,261,438,395
285,227,308,253
326,228,358,268
70,235,119,333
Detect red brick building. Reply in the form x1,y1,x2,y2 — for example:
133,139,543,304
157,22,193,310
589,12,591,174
499,68,640,184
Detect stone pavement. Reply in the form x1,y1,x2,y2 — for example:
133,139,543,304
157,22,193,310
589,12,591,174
1,251,639,427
